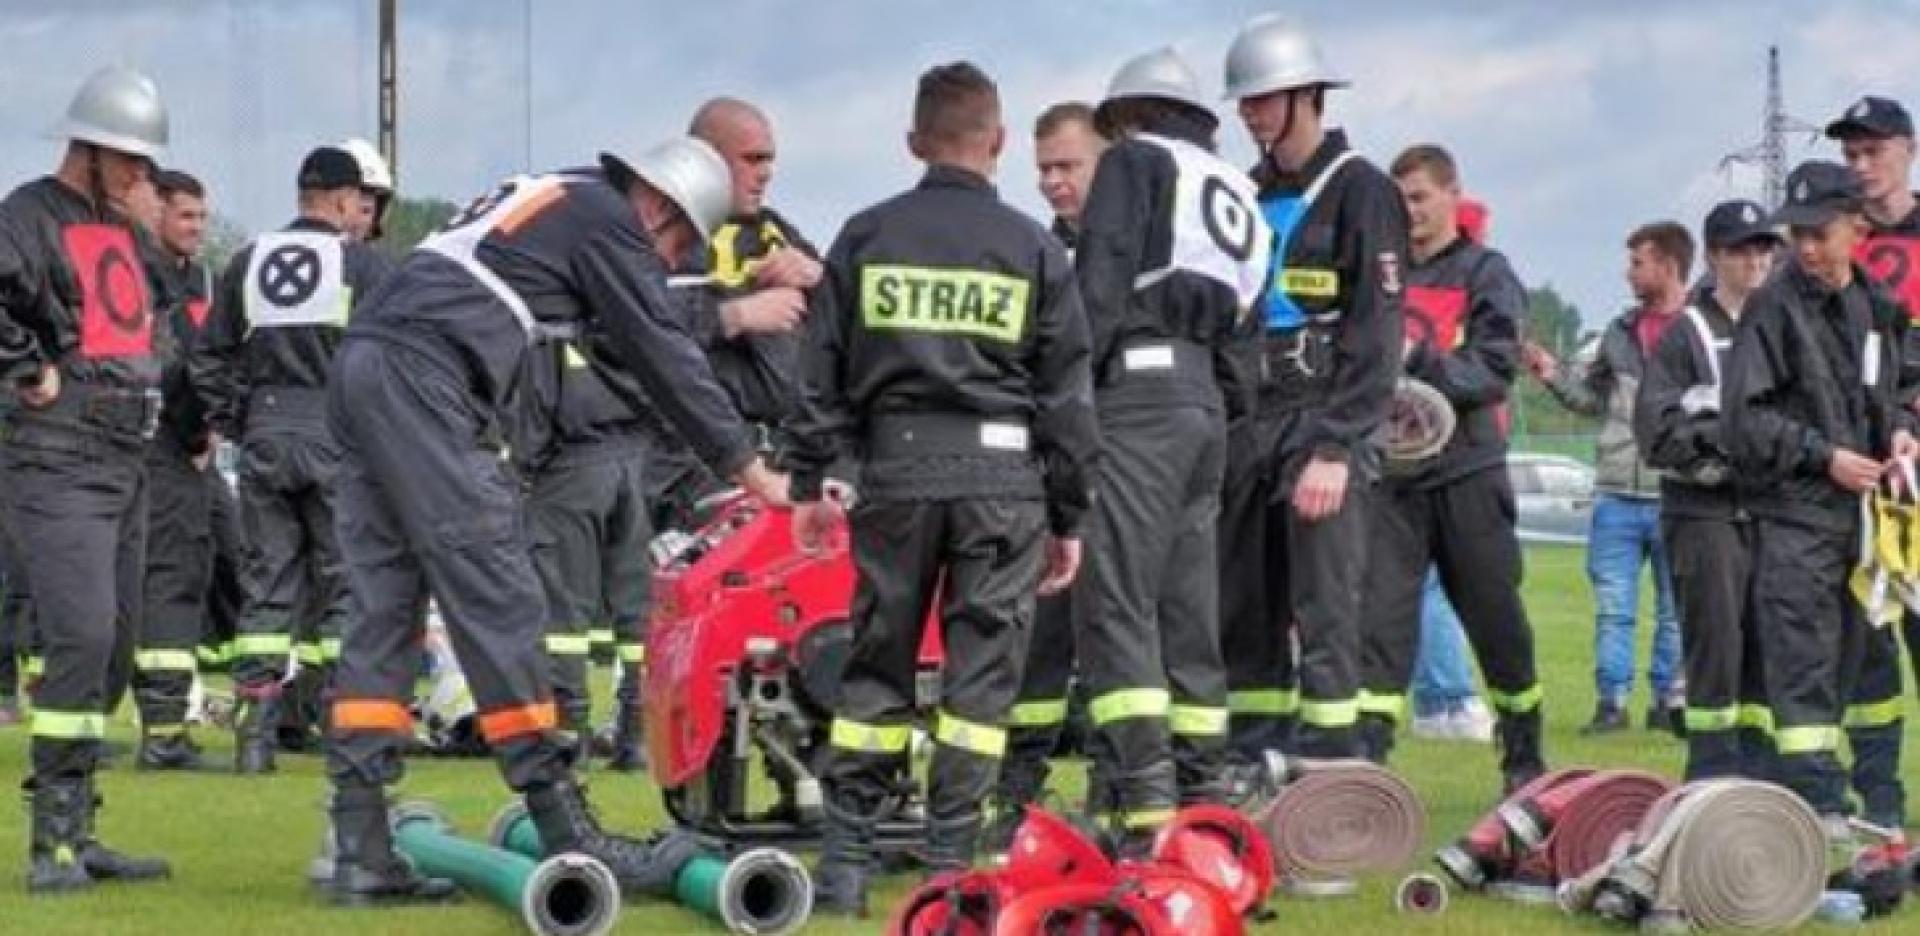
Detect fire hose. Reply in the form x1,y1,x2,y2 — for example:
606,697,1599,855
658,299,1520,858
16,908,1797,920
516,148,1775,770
1498,769,1671,883
1252,757,1425,892
387,801,621,936
1557,779,1825,931
490,801,814,936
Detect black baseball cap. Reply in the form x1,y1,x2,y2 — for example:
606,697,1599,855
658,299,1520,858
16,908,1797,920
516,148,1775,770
296,146,363,192
1702,199,1782,249
1825,95,1914,140
1771,161,1864,228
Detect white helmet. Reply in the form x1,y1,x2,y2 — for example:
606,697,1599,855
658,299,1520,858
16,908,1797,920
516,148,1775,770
338,137,394,193
1222,14,1348,100
52,66,169,159
601,137,732,243
1102,47,1210,113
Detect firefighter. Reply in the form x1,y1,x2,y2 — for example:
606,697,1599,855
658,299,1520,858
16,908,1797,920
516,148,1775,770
1219,15,1407,760
1635,199,1781,782
1072,47,1269,844
788,63,1097,914
1724,161,1920,831
192,147,395,775
1354,145,1544,793
1829,95,1916,828
338,137,394,244
129,168,222,770
987,99,1107,853
0,65,175,893
318,136,786,903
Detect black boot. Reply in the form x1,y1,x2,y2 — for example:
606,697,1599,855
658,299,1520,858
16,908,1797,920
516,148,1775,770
561,702,594,772
982,759,1047,856
235,688,281,775
924,812,982,877
325,783,459,906
73,778,170,883
136,730,206,772
26,780,92,894
606,665,647,772
1497,709,1547,796
523,777,700,897
812,797,874,917
1356,713,1395,765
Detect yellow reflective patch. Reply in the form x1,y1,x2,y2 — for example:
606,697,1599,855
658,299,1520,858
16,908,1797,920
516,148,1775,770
1685,706,1738,733
1009,699,1068,728
1736,704,1775,734
1357,691,1405,720
1228,689,1298,715
1844,698,1906,728
545,634,592,656
234,634,292,656
861,264,1030,344
33,709,106,740
563,343,589,371
1121,807,1176,830
587,628,615,646
1090,688,1170,726
618,643,646,663
829,718,912,754
1278,268,1339,298
1487,685,1544,713
936,710,1007,758
1776,724,1840,754
1300,698,1358,728
1169,704,1229,736
135,650,197,673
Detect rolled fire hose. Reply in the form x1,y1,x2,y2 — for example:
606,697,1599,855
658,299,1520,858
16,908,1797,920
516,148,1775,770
1383,377,1457,473
1497,769,1672,882
1435,768,1593,889
1254,757,1426,893
491,801,813,936
1558,779,1825,931
389,801,621,936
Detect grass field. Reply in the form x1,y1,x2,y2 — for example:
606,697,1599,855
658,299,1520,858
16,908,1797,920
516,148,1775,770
0,545,1911,933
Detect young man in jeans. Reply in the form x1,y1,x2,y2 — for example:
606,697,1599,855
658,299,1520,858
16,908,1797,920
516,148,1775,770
1523,223,1689,735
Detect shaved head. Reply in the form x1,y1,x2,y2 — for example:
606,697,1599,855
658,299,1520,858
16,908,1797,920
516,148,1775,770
692,97,778,217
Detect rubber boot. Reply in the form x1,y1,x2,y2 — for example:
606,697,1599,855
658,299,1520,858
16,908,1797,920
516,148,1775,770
324,783,459,906
812,796,874,918
25,780,92,894
523,777,700,897
74,778,170,883
982,757,1046,856
1497,708,1546,797
560,700,594,773
606,664,647,773
234,686,281,775
136,729,206,772
1356,713,1395,765
924,812,982,878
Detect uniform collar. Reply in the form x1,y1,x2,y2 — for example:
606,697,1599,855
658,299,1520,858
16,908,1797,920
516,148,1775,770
919,164,996,196
1263,129,1351,191
289,216,343,235
1051,216,1080,250
1787,260,1867,303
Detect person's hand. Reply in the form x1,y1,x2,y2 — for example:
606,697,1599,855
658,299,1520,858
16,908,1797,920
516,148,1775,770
1892,430,1919,463
1829,448,1883,494
791,500,843,555
17,365,58,410
1520,340,1559,383
1291,456,1351,522
735,457,791,508
720,288,807,337
752,247,823,290
192,431,222,472
1038,536,1082,596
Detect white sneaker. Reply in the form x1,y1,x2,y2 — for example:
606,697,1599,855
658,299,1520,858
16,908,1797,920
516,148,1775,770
1451,700,1495,743
1410,712,1454,740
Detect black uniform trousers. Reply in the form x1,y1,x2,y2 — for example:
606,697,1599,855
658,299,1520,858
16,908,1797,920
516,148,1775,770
1662,512,1774,782
5,417,148,784
1219,413,1367,760
0,492,33,700
1077,402,1230,828
996,593,1074,806
525,447,651,734
199,464,244,670
1357,467,1542,763
231,389,348,697
327,338,568,791
1847,623,1906,830
133,436,216,732
823,498,1046,824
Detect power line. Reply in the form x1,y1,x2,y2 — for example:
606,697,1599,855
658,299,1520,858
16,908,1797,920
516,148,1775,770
1719,45,1818,210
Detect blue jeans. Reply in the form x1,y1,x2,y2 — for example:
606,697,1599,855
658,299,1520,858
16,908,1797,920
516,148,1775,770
1588,494,1681,705
1411,568,1479,717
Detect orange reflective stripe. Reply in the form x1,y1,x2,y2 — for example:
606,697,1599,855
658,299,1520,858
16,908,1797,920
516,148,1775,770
332,699,413,734
478,701,558,742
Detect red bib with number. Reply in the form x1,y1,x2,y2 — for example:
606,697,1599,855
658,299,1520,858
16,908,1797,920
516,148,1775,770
1859,233,1920,321
1405,284,1468,350
61,223,152,359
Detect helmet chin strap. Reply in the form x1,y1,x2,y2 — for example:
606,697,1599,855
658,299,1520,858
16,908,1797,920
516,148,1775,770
1261,89,1303,177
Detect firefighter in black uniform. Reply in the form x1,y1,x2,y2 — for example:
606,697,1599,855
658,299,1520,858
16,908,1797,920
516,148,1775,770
1072,48,1269,844
1219,16,1407,760
1355,145,1544,793
1635,199,1781,781
1829,97,1917,829
788,63,1098,915
193,147,395,775
1724,161,1920,830
0,66,175,893
130,168,223,770
319,136,786,903
988,100,1107,853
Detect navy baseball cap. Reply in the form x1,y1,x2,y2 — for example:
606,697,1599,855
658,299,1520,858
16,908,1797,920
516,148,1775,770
1702,199,1782,248
1771,161,1864,228
1825,95,1914,140
296,146,364,192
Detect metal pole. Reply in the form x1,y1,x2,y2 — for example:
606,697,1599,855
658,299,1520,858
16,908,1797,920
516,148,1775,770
379,0,398,185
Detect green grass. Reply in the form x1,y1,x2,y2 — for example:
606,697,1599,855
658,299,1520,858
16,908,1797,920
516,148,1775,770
0,546,1912,933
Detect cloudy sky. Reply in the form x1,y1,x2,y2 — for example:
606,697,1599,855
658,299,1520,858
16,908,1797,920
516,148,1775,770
3,0,1917,324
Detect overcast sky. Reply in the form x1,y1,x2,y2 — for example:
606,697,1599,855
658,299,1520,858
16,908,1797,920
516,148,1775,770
4,0,1917,324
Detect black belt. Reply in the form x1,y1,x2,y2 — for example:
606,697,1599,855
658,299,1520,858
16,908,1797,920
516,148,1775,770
24,384,164,441
1099,339,1212,389
864,413,1033,459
